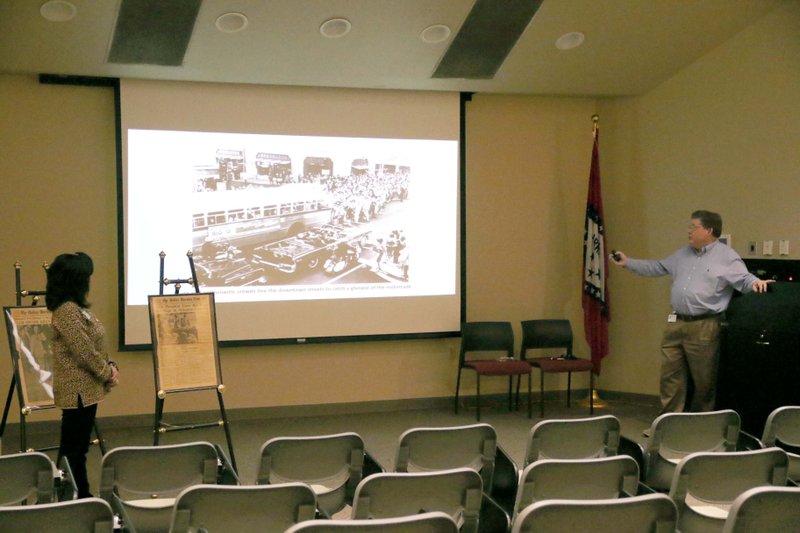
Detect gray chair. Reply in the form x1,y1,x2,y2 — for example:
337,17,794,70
644,409,740,491
0,497,115,533
513,456,640,520
352,469,483,533
394,424,513,529
721,485,800,533
100,441,232,533
0,451,56,506
256,432,376,519
761,405,800,482
169,482,317,533
284,511,459,533
511,493,677,533
669,448,789,533
395,423,509,496
396,424,497,483
525,415,621,465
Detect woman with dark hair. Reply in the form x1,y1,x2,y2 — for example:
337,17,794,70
46,252,119,498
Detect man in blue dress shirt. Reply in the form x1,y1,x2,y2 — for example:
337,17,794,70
611,210,772,413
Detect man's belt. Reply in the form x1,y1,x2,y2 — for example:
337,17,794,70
675,312,722,322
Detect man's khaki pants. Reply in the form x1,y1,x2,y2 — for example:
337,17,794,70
659,316,721,413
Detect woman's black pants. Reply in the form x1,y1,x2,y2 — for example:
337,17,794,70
58,397,97,498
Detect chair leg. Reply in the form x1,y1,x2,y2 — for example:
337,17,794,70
507,376,513,412
527,372,532,418
455,366,463,414
589,371,594,415
514,375,520,411
539,370,545,418
476,375,481,421
567,372,572,407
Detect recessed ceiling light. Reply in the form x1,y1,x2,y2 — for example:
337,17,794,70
320,17,351,38
40,0,77,22
420,24,451,44
555,32,585,50
216,12,248,33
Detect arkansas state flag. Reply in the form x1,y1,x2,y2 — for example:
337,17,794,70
582,127,610,374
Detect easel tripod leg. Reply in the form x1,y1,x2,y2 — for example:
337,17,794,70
153,396,164,446
0,376,16,442
217,390,237,473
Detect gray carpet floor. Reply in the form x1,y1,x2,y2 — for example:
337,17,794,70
2,394,661,489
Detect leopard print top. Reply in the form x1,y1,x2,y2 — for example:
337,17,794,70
51,301,113,409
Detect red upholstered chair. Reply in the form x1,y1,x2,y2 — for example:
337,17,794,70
519,319,594,418
454,321,531,421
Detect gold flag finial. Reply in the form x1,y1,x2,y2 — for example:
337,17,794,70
592,114,599,135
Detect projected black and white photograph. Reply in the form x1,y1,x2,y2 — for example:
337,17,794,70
189,143,411,289
126,129,455,306
3,306,55,408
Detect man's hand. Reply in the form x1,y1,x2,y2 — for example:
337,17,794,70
609,250,628,267
752,279,775,293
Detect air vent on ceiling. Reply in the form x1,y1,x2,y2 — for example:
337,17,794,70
108,0,202,66
432,0,544,80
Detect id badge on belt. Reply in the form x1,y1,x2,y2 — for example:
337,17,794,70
667,312,677,323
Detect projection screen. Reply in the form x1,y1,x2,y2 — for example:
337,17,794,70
119,79,462,348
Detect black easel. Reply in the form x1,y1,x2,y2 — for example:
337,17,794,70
150,251,237,473
1,261,106,453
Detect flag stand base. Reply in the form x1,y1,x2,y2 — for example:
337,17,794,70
580,388,607,409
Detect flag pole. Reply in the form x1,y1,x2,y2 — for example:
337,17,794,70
581,113,608,409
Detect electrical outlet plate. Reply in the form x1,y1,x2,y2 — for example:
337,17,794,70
779,240,789,256
763,240,774,256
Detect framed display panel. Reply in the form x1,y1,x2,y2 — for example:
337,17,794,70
3,306,55,410
148,293,221,392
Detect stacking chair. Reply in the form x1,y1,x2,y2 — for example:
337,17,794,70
169,483,317,533
669,448,789,533
761,405,800,482
284,511,459,533
395,423,518,515
511,493,678,533
524,415,621,466
0,497,115,533
454,321,532,421
512,456,640,520
256,432,381,519
519,319,594,418
100,441,236,533
351,468,483,533
0,451,57,506
644,410,740,491
721,486,800,533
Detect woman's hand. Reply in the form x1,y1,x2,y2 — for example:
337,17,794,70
107,364,120,387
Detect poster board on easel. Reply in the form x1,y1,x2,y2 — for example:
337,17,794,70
147,291,236,472
148,292,221,392
3,306,55,410
2,305,107,455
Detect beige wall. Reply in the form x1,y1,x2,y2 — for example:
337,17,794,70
597,0,800,394
1,1,797,422
0,76,596,423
